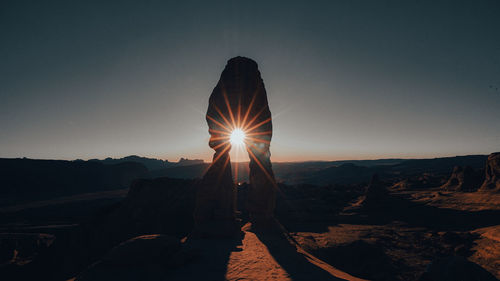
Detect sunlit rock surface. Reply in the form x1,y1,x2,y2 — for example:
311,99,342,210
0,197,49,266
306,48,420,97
480,153,500,192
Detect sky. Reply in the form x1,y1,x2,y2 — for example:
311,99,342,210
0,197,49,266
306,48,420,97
1,0,499,162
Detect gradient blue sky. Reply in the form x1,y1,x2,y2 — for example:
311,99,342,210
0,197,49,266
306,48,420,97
1,0,499,162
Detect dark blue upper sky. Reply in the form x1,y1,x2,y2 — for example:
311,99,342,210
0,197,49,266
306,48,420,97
1,0,499,161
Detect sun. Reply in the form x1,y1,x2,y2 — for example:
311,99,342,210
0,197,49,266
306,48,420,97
230,128,246,146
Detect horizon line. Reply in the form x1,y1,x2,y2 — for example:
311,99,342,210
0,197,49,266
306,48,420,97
0,152,495,164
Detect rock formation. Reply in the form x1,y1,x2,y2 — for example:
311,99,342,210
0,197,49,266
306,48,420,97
0,158,149,206
193,57,276,236
362,174,390,210
51,177,197,279
419,256,497,281
440,166,484,191
73,235,183,281
479,152,500,192
391,173,447,190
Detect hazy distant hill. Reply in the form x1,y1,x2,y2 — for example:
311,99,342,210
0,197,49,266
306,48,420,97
388,155,488,174
0,158,148,207
303,163,379,185
270,159,404,184
89,155,204,171
89,155,173,171
0,155,489,208
148,156,489,185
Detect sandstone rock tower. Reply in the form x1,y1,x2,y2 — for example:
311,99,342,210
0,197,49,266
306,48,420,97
193,57,276,236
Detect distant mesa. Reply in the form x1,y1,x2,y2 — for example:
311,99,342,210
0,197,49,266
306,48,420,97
177,158,204,166
91,155,204,171
90,155,172,171
479,152,500,192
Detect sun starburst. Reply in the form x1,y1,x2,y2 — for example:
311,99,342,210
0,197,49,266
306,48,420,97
230,128,246,146
205,88,277,189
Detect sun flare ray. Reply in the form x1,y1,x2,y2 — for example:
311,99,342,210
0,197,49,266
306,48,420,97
214,105,234,131
210,143,232,166
246,117,271,133
222,89,236,128
241,90,257,129
207,115,232,132
242,105,268,131
246,130,272,137
245,136,270,144
209,129,232,135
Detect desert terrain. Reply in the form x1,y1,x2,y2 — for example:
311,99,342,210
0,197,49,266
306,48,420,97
0,153,499,280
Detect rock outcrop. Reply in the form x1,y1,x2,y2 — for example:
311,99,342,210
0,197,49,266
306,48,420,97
479,152,500,192
193,57,276,237
392,173,447,190
419,256,497,281
53,177,196,279
362,174,390,210
0,233,55,266
441,166,484,191
92,177,197,240
74,235,184,281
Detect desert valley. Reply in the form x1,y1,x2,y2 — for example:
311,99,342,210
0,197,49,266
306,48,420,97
1,153,499,280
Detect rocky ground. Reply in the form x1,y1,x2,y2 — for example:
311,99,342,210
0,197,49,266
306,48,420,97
72,223,368,281
1,153,500,280
285,185,500,281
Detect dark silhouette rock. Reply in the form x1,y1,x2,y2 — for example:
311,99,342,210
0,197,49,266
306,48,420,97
441,166,484,191
193,57,276,236
0,158,149,207
312,240,398,281
362,174,390,210
74,234,184,281
480,152,500,192
0,233,55,266
92,234,180,267
419,256,497,281
53,177,196,279
85,177,196,243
